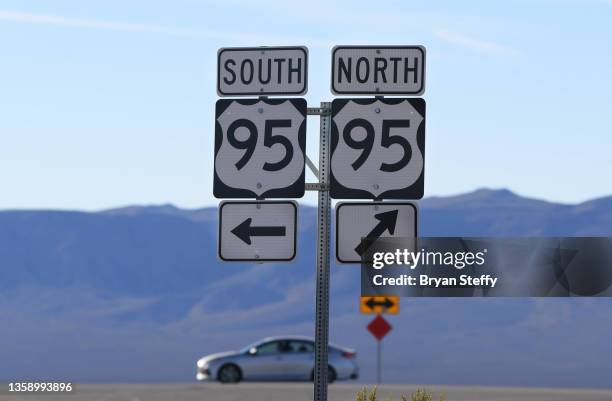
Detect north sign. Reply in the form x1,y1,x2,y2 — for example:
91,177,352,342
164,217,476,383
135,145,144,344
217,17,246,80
330,98,426,200
218,201,297,262
214,98,307,199
331,46,425,95
218,46,308,96
336,202,418,264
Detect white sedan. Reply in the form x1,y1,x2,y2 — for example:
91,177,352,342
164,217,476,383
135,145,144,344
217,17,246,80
196,336,359,383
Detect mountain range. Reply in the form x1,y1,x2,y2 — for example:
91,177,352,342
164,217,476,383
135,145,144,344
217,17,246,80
1,189,611,387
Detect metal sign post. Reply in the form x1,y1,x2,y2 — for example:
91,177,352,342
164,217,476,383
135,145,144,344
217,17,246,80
309,102,332,401
377,339,382,385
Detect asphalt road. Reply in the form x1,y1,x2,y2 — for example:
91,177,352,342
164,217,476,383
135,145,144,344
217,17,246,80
2,383,612,401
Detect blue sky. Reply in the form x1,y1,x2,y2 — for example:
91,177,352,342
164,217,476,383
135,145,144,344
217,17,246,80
0,0,611,210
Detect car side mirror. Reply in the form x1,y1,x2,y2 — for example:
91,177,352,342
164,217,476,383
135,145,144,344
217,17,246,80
248,347,257,356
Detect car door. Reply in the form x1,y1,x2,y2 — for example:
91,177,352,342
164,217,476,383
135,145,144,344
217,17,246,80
275,340,315,380
239,341,285,381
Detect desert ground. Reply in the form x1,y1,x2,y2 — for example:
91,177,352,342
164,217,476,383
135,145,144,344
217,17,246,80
2,383,612,401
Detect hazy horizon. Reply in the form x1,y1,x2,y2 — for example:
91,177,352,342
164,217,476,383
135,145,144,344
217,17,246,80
1,187,611,213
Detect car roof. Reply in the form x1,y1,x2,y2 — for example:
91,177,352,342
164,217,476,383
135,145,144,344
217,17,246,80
259,335,314,342
254,336,350,351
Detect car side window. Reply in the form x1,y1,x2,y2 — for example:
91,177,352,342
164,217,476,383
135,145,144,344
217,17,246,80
278,340,293,353
289,340,314,353
256,341,280,355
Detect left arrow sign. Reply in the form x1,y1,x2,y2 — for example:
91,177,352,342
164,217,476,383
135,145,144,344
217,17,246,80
219,201,297,262
231,218,287,245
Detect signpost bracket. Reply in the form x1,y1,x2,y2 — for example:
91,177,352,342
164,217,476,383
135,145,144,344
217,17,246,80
307,107,331,116
306,183,328,191
306,155,320,180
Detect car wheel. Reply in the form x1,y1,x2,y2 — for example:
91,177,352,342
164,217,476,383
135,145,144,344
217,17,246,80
218,364,241,383
328,366,337,383
311,366,336,383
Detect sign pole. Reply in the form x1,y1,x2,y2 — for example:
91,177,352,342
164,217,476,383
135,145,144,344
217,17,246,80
313,101,331,401
377,339,381,385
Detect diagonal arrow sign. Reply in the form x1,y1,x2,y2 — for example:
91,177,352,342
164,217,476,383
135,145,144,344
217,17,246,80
354,210,399,256
231,218,286,245
365,297,395,311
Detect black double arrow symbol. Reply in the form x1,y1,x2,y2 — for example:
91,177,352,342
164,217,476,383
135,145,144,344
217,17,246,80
365,297,395,311
231,218,286,245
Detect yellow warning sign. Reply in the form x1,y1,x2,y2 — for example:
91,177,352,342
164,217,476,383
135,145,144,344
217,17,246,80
360,296,399,314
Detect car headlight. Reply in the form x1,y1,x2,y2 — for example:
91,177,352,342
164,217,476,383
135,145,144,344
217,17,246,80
197,359,207,368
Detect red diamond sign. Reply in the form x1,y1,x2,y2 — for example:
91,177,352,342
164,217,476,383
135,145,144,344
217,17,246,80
367,315,392,340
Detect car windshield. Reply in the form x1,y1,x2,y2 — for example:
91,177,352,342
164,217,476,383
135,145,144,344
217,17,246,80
239,340,263,353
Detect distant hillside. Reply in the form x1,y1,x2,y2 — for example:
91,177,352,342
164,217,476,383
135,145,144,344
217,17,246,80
420,188,612,236
1,189,611,387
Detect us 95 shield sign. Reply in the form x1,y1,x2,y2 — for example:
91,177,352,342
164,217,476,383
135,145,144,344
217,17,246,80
214,98,307,198
330,98,425,200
